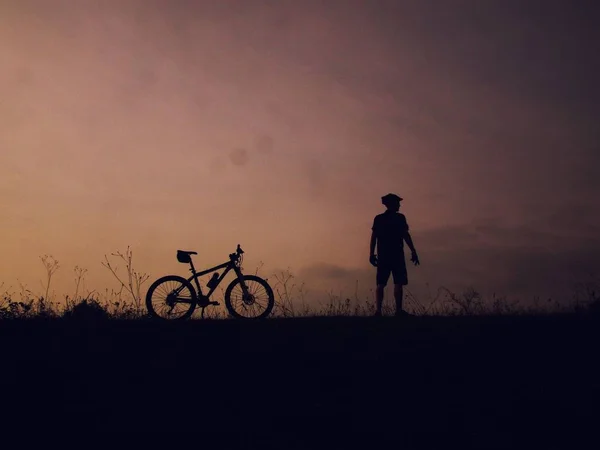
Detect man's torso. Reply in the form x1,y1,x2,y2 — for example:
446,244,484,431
372,212,409,262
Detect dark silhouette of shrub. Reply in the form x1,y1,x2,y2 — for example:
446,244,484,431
587,292,600,315
0,299,32,319
63,299,109,321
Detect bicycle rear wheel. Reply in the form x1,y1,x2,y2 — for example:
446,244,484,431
224,275,274,319
146,275,197,320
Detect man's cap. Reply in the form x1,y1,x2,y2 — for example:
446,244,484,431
381,193,403,204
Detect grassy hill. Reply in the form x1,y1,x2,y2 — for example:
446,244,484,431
1,313,598,447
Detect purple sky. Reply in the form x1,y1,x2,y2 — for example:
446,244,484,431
1,1,599,306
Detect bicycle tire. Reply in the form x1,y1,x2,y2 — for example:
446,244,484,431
146,275,198,320
224,275,274,319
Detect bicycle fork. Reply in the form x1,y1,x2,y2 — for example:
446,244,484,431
234,267,250,293
233,267,256,308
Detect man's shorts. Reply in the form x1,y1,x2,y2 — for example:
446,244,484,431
376,259,408,286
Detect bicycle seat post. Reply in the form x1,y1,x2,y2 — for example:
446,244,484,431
188,258,197,275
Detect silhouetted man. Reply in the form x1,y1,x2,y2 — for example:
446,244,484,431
369,193,420,317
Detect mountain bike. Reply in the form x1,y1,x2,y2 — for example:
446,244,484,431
145,244,275,320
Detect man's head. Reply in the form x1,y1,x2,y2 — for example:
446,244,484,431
381,193,402,212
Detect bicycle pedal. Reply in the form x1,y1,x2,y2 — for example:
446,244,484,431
208,301,220,306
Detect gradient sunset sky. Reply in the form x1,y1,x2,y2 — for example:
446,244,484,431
1,0,599,305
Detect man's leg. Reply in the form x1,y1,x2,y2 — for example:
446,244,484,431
375,265,390,316
375,284,385,316
391,262,408,316
393,284,404,315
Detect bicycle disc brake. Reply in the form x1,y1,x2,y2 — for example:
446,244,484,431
242,291,255,305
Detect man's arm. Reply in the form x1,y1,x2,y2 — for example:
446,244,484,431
369,229,378,266
370,230,377,257
405,231,420,265
402,216,420,265
404,231,416,254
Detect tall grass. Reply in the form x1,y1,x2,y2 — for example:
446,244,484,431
1,248,598,320
2,277,598,320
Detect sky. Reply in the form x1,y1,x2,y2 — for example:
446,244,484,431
1,0,599,307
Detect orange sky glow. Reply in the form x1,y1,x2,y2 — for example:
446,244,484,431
2,1,599,306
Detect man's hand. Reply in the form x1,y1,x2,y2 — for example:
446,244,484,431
369,254,378,267
411,251,420,266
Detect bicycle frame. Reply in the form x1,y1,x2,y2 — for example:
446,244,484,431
181,254,246,302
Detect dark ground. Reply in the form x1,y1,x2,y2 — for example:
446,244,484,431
1,314,598,447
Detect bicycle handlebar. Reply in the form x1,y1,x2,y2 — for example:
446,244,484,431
229,244,245,261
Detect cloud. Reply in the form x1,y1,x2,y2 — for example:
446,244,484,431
296,218,600,304
299,262,358,280
254,134,274,154
413,218,600,299
303,158,328,199
229,148,249,166
414,226,480,250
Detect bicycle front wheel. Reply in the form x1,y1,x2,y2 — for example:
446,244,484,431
146,275,197,320
224,275,274,319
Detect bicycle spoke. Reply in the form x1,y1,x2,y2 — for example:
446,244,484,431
227,279,272,318
146,276,196,320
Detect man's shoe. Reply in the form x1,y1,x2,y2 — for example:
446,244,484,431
395,310,412,318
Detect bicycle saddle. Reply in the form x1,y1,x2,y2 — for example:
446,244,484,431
176,250,197,264
177,250,197,255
